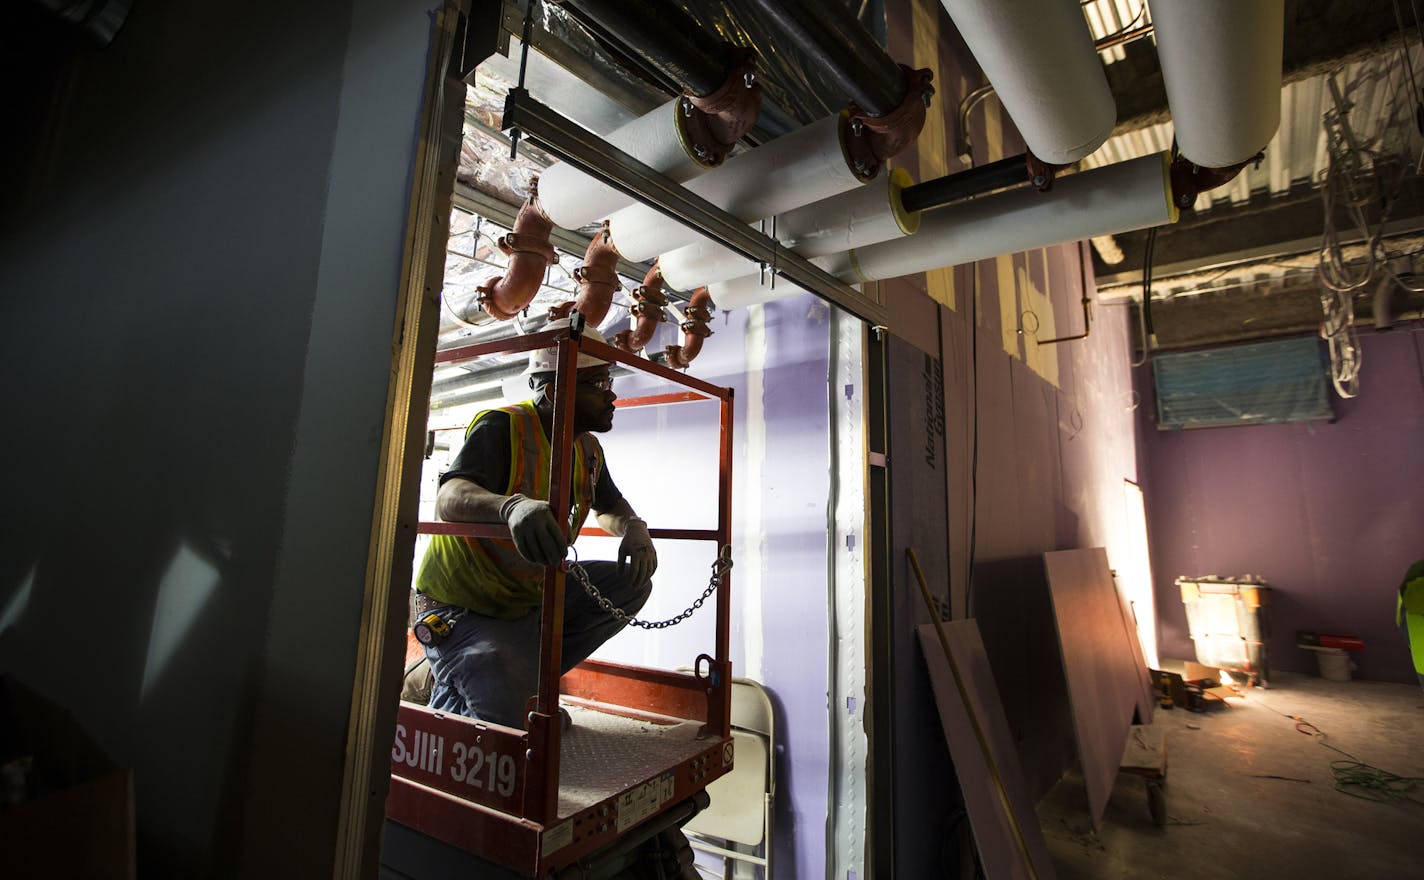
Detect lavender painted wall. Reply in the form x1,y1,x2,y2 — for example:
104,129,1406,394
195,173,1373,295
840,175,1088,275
593,295,834,878
1140,330,1424,683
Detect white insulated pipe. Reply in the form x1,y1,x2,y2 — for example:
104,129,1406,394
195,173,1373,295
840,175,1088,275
938,0,1115,164
1147,0,1284,168
538,99,704,229
607,113,871,263
658,168,919,290
709,275,809,310
709,153,1176,307
826,152,1176,281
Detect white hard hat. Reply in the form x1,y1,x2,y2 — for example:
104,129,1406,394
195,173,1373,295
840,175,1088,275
500,320,611,401
523,322,610,375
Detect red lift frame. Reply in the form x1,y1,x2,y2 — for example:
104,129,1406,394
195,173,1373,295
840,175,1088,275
387,323,735,876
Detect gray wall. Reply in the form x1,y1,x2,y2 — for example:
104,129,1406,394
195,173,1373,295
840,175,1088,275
0,0,442,873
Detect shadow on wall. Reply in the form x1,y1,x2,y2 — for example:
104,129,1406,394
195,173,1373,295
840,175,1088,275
970,556,1076,800
0,527,278,874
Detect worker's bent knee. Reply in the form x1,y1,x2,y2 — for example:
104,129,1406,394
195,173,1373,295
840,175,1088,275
625,577,653,615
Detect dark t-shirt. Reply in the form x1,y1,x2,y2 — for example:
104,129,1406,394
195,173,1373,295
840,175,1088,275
439,410,623,512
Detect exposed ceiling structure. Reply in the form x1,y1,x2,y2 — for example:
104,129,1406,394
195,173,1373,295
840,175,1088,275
435,0,1424,413
1086,0,1424,360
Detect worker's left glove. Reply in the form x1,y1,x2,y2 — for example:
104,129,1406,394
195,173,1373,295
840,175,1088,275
618,518,658,587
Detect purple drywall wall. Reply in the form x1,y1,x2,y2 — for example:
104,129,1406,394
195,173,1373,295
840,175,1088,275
1140,329,1424,683
594,296,833,878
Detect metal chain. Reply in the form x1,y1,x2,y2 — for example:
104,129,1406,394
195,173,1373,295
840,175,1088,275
564,546,733,630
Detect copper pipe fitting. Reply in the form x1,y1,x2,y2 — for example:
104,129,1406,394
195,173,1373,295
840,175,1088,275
473,185,556,323
611,328,639,353
843,65,935,181
550,225,621,326
677,46,762,169
625,262,669,352
1169,152,1263,210
664,287,713,369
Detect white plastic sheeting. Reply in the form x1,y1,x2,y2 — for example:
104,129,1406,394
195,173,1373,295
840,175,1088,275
1147,0,1284,168
658,168,918,290
938,0,1116,164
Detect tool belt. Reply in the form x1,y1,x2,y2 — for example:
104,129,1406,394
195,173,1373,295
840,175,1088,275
410,590,458,625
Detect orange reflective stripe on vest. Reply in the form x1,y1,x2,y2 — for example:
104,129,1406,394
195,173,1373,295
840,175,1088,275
415,401,602,619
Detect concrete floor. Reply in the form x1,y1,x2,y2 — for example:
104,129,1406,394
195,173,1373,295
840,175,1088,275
1037,671,1424,880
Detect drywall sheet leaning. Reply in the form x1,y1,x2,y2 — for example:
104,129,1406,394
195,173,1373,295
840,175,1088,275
1115,578,1156,726
1042,548,1141,830
917,622,1056,880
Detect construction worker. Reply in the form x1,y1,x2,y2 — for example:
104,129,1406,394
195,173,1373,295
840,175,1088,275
410,323,657,728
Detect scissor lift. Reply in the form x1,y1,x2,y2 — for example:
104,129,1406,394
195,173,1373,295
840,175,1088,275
385,320,735,877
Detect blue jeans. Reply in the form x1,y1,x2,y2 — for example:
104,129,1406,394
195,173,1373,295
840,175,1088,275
422,561,652,729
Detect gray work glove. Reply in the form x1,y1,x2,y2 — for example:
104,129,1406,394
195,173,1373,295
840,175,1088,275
618,518,658,587
499,493,567,565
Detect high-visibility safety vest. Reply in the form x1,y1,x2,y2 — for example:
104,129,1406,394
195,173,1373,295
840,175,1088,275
415,401,603,620
1397,560,1424,677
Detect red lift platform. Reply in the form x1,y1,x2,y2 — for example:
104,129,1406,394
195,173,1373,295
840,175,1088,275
385,321,735,877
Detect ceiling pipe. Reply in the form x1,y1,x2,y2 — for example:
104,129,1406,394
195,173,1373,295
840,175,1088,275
612,263,668,353
467,184,558,325
741,0,904,117
827,153,1177,281
658,168,920,291
603,24,933,266
938,0,1116,165
556,0,727,96
1147,0,1283,169
742,0,934,174
662,152,1067,293
664,287,713,369
709,153,1179,306
548,224,620,326
583,0,931,265
900,154,1032,213
538,0,762,229
604,112,880,263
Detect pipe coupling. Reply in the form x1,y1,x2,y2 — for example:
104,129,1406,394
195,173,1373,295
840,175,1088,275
1169,152,1263,210
1025,152,1062,192
844,65,935,179
472,282,522,323
678,46,762,169
611,329,640,353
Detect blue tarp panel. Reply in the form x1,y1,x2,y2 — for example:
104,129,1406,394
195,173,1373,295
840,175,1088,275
1154,337,1332,430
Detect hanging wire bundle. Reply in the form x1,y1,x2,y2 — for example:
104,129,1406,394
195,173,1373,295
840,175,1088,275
1316,25,1424,398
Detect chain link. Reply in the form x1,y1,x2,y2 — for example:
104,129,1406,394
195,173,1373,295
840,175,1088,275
565,546,733,630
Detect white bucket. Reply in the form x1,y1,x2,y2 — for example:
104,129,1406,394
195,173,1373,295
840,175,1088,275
1316,648,1352,682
